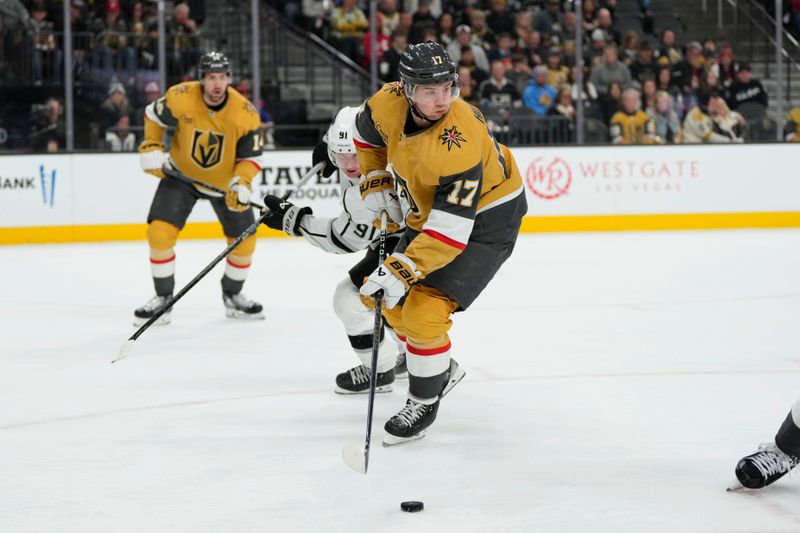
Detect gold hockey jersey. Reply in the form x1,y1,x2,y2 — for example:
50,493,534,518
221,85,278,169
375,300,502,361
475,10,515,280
610,110,657,145
785,107,800,141
142,81,263,190
354,82,525,277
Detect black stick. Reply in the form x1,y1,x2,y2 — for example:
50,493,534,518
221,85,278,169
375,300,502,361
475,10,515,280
112,161,324,363
162,166,266,210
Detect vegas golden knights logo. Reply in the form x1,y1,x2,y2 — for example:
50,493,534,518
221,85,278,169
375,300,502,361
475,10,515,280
191,129,225,168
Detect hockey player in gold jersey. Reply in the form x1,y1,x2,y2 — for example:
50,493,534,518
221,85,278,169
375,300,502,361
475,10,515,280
354,42,527,445
134,51,265,325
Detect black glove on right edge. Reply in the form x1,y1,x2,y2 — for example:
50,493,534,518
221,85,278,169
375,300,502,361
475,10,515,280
262,195,312,237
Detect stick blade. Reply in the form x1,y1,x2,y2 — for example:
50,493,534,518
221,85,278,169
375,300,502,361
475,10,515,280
112,339,135,364
342,442,368,474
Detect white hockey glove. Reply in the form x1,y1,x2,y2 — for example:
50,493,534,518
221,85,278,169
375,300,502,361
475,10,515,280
138,141,168,179
357,170,404,228
225,176,252,212
360,253,419,309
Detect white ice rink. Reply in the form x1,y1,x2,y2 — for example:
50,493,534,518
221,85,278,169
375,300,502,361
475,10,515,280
2,229,800,532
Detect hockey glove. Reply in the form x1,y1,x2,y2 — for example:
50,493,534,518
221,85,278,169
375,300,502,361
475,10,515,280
262,195,312,237
312,141,337,178
225,176,252,212
360,253,419,309
357,170,404,228
138,140,168,179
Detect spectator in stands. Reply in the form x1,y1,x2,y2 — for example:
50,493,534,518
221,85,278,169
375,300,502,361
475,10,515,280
712,45,738,87
105,113,136,151
785,106,800,141
658,29,682,64
655,64,685,118
330,0,368,62
620,31,640,66
447,25,490,72
587,29,608,66
610,88,657,144
130,1,156,69
29,1,62,86
379,0,400,36
437,12,456,47
92,0,136,79
469,8,495,49
569,64,600,108
599,81,623,123
302,0,333,35
168,2,201,79
547,85,576,143
523,65,556,116
236,79,276,150
380,29,408,82
362,12,391,69
29,97,65,152
458,46,489,87
534,0,563,38
589,43,632,96
629,41,658,85
521,30,544,66
648,90,682,143
458,65,481,107
582,0,599,34
671,41,705,112
405,0,442,17
410,0,437,43
101,81,132,129
595,8,621,46
487,0,515,36
514,10,532,45
545,48,569,88
683,96,744,143
507,53,533,95
398,11,414,38
697,69,723,113
702,38,717,62
641,77,657,110
557,11,578,55
487,32,515,67
479,59,522,111
727,63,768,110
134,80,160,126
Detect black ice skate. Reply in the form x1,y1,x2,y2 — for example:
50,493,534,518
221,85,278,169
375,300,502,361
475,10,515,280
133,294,174,326
383,398,440,446
394,352,407,379
335,365,395,395
734,443,800,489
222,291,264,319
441,358,466,398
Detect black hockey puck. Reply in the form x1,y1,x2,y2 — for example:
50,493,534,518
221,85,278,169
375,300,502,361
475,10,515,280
401,501,424,513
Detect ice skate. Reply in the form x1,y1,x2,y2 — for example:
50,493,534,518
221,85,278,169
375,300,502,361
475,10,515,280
734,443,799,489
441,358,466,398
222,291,264,319
394,352,407,379
133,294,173,326
335,365,395,394
383,398,439,446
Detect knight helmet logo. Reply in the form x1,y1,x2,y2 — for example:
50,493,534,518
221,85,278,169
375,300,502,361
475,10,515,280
191,129,225,168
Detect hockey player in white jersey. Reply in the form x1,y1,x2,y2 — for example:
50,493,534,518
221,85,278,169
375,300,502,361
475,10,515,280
732,396,800,489
261,106,407,394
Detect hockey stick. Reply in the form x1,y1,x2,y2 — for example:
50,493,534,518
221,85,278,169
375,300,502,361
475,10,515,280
162,166,266,210
342,210,388,474
112,161,325,364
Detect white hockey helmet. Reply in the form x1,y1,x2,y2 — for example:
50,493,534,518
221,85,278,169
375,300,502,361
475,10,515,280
324,106,359,164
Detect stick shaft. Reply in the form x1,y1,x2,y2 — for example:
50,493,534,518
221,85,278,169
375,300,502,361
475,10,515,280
162,166,265,210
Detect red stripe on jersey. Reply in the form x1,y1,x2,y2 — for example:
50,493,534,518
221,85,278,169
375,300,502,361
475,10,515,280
397,335,407,343
237,159,261,171
407,341,451,356
150,255,175,264
353,137,377,149
226,258,252,269
422,229,467,250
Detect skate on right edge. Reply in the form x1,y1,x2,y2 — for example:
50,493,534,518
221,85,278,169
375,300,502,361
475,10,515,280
335,365,396,394
133,294,174,326
731,443,800,490
382,358,465,446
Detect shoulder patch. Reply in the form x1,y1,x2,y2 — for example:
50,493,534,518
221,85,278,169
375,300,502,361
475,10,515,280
439,125,466,151
244,102,257,114
384,82,403,96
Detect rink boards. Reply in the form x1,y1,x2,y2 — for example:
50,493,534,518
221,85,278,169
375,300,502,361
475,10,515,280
1,144,799,244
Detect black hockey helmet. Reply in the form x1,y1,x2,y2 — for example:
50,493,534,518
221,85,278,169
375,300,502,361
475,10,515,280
398,42,457,87
198,51,231,78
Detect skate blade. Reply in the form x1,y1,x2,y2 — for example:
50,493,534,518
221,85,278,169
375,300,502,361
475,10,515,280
382,430,427,447
334,384,393,395
132,313,171,327
394,370,408,380
441,366,466,398
224,309,265,320
727,479,746,492
342,442,368,474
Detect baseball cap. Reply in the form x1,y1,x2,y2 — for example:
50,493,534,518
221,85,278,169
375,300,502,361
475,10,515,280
105,0,121,13
108,81,126,95
456,24,471,34
591,29,605,41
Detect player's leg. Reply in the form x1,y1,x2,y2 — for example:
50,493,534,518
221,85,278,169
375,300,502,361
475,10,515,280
134,178,198,325
735,397,800,489
209,198,264,319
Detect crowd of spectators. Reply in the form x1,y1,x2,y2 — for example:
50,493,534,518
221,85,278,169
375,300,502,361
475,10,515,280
286,0,798,145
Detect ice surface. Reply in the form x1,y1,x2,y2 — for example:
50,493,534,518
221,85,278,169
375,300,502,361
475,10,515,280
2,230,800,532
